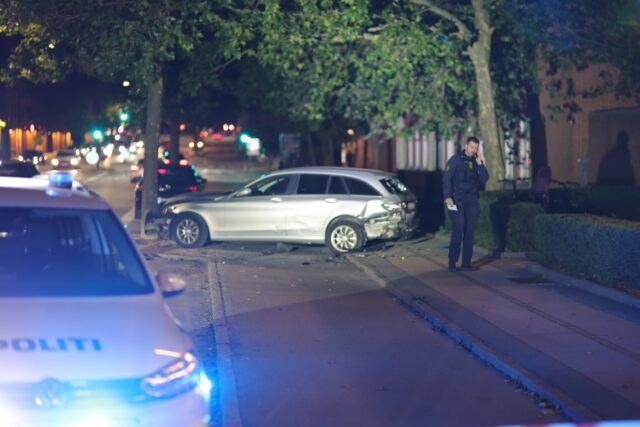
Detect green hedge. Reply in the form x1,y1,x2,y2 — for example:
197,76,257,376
535,214,640,289
443,191,545,252
584,185,640,221
548,185,640,221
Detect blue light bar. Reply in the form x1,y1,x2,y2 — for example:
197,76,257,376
48,171,74,189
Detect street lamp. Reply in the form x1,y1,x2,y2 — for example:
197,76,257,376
122,80,130,88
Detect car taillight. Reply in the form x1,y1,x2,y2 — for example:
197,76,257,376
187,185,198,192
131,165,140,171
158,168,167,175
137,183,144,190
179,159,189,166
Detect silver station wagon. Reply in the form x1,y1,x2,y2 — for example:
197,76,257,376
159,166,417,253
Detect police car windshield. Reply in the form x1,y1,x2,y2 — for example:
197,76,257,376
0,208,153,297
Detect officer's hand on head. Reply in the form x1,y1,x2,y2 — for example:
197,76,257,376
445,197,454,206
476,151,485,165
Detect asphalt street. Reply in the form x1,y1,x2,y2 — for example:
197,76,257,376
139,240,566,427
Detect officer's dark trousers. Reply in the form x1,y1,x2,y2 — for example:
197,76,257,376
448,193,480,268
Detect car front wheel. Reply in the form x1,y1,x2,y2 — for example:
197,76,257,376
171,213,209,248
325,219,364,254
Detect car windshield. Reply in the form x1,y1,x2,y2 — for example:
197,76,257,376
0,208,153,297
58,149,76,157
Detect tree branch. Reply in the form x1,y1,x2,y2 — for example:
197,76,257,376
409,0,470,39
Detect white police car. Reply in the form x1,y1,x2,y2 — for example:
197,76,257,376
0,172,211,426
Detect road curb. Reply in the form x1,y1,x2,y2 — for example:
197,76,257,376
528,264,640,310
346,252,598,422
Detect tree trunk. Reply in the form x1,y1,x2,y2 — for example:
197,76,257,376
0,125,9,161
168,116,180,164
305,132,317,165
468,0,504,190
141,77,163,237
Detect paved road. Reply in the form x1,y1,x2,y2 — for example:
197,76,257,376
71,153,567,426
140,241,566,427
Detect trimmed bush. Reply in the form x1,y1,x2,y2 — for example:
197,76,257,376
505,202,546,252
443,191,545,252
535,214,640,289
548,185,640,221
584,185,640,221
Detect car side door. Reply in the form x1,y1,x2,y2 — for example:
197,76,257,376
220,174,293,239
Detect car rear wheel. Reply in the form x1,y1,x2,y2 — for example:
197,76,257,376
171,213,209,248
325,219,364,254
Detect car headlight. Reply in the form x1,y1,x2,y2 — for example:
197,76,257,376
0,403,15,425
382,202,402,212
71,158,79,166
51,158,59,166
141,351,208,398
161,205,177,215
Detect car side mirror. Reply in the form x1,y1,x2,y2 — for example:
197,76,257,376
156,270,187,297
235,187,252,197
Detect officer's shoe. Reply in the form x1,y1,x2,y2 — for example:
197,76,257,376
460,265,477,272
448,265,458,273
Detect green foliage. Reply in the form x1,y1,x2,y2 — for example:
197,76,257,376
547,185,640,222
535,214,640,289
583,186,640,221
443,191,544,252
505,202,546,252
255,1,477,137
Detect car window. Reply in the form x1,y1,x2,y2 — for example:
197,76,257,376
249,175,291,196
0,208,153,297
343,177,380,196
58,149,76,156
328,176,348,195
380,177,411,195
297,174,329,195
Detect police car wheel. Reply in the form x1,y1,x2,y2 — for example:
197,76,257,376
171,213,209,248
326,219,364,254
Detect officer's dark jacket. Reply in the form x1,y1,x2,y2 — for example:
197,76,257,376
442,153,489,199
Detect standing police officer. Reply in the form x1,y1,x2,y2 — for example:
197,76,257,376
443,136,489,272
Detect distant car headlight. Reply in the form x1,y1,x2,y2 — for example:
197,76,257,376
141,351,210,399
197,141,204,149
70,158,79,166
51,158,59,166
189,141,195,148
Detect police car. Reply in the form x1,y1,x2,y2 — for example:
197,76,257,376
0,172,211,426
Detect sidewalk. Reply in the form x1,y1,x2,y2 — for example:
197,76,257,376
347,236,640,423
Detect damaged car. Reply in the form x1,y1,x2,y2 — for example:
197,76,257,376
158,166,417,253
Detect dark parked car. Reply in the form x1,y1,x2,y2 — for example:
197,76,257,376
0,160,40,178
134,165,207,219
20,149,46,165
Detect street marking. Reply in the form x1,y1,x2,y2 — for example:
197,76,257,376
208,260,242,427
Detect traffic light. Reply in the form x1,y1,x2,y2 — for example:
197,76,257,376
92,130,103,140
120,112,130,122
